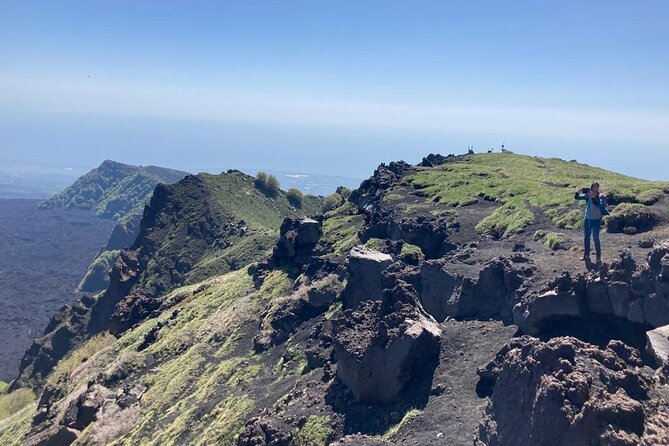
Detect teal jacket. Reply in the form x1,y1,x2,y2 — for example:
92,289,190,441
575,192,610,220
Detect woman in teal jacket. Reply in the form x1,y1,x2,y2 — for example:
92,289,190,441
574,182,610,263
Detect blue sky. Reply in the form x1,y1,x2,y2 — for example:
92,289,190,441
1,0,668,179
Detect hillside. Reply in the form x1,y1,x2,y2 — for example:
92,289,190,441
38,160,188,220
38,160,189,293
2,152,669,446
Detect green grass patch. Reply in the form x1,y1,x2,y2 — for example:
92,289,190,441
364,238,386,251
400,242,425,260
402,153,668,236
321,202,365,255
259,270,294,299
475,203,534,238
291,415,334,446
553,209,583,229
383,408,422,439
47,333,117,387
0,388,34,422
0,394,35,446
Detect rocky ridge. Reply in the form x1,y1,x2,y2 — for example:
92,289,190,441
2,152,669,446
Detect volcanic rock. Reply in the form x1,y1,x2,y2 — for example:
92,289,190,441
476,336,668,446
646,325,669,366
340,246,393,309
334,281,441,403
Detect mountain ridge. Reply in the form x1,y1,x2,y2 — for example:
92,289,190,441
2,151,669,446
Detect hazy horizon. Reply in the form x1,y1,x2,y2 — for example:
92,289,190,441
1,1,668,180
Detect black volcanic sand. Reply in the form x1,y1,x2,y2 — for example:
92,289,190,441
0,199,115,381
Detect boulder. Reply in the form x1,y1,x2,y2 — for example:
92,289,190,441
341,246,393,309
334,282,441,403
63,384,114,431
646,325,669,366
296,218,322,247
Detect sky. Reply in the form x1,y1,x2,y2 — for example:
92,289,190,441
1,0,668,180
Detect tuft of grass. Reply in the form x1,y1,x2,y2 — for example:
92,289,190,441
543,232,566,250
255,171,281,197
383,408,422,439
552,209,583,229
291,416,334,446
400,242,425,260
475,203,534,238
259,270,294,299
364,238,386,251
638,188,665,205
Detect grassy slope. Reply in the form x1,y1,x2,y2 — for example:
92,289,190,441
137,171,323,294
402,153,669,237
3,269,310,445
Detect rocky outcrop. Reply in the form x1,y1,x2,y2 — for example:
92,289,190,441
419,153,460,167
340,246,393,309
515,250,669,336
350,161,412,212
237,417,293,446
334,280,441,403
476,336,669,446
419,258,525,322
271,217,323,267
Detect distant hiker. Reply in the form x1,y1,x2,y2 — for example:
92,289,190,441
574,182,610,263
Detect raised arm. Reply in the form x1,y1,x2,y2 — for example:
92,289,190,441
574,192,587,200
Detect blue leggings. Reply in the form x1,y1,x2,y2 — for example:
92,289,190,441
583,219,601,256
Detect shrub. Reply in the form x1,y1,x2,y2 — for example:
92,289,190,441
287,188,304,208
323,193,342,212
254,171,280,197
337,187,353,199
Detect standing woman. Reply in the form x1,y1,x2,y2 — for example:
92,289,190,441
575,182,610,263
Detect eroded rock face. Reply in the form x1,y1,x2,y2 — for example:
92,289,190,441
419,258,524,322
341,246,393,310
476,336,669,446
515,250,669,336
334,281,441,404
